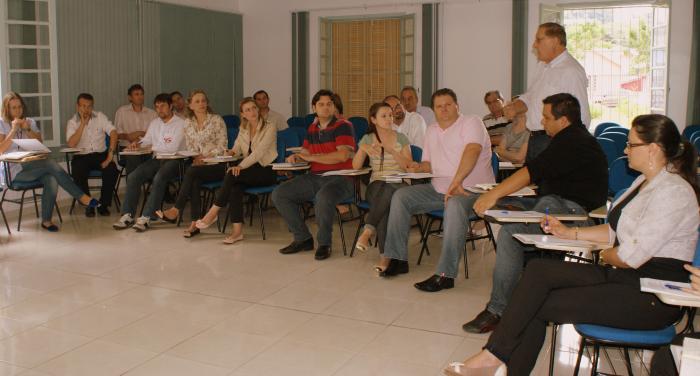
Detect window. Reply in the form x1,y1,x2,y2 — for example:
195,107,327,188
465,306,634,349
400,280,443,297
0,0,60,145
541,2,670,128
320,15,414,118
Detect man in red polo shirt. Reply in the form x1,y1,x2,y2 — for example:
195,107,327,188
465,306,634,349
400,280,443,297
271,89,356,260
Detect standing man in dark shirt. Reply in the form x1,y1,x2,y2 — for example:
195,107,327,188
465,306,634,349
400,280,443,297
271,89,356,261
462,93,608,334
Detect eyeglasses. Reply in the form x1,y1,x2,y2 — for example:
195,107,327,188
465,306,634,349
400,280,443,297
625,142,649,149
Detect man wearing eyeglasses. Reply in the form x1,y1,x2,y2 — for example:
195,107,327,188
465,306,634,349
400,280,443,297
384,95,426,148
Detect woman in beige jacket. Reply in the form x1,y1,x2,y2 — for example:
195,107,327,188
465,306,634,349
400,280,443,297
195,97,278,244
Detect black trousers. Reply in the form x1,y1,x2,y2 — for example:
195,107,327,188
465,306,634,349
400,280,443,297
174,163,226,221
124,154,151,176
484,259,683,375
364,180,406,252
213,163,276,223
71,152,119,206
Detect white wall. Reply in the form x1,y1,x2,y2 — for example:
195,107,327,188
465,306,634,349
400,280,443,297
527,0,693,127
155,0,239,13
238,0,512,117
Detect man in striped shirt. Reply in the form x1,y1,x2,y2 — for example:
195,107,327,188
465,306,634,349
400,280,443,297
272,89,356,261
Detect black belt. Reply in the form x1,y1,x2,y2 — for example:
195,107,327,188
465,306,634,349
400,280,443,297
531,130,547,136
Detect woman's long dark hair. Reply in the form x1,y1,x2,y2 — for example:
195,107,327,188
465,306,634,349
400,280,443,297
366,102,393,171
632,114,699,202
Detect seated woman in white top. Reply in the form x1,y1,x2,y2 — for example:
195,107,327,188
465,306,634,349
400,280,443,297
0,92,99,232
493,113,529,164
444,114,699,376
195,97,278,244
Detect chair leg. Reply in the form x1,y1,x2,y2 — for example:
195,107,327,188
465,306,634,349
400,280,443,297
32,189,39,218
349,211,365,258
486,221,497,252
622,348,634,376
417,217,434,265
590,343,600,376
548,324,558,376
336,209,347,256
258,195,266,240
574,337,585,376
55,201,63,223
0,191,10,235
17,190,26,231
70,198,76,215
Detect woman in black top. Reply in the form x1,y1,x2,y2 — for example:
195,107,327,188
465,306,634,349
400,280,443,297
444,114,700,376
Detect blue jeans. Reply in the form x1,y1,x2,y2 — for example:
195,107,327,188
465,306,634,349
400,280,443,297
382,183,480,278
13,159,85,222
486,194,592,316
121,159,180,218
271,174,354,247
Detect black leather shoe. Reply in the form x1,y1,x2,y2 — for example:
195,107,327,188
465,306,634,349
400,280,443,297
85,207,96,217
98,206,110,216
379,259,409,277
279,238,314,254
414,274,454,292
314,245,331,260
462,309,501,334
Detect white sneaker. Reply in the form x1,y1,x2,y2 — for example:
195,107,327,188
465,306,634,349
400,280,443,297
113,214,134,230
132,216,150,232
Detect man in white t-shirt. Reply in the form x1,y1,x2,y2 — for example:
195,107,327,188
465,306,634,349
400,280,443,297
113,93,186,232
384,95,426,148
504,22,590,162
400,86,436,126
254,90,287,131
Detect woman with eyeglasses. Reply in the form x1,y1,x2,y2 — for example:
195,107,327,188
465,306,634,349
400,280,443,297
444,114,699,376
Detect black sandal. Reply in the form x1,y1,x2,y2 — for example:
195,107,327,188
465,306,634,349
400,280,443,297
183,228,200,238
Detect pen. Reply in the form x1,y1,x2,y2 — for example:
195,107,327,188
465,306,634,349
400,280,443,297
664,284,683,291
545,208,549,228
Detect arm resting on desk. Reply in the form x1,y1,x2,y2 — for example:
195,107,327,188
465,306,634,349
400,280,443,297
298,146,352,165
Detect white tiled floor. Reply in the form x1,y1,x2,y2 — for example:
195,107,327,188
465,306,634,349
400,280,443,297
0,199,661,375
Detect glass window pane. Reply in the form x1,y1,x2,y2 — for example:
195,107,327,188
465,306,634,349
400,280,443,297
652,49,665,66
35,120,52,140
10,72,51,93
8,24,49,45
7,0,48,22
23,95,51,117
404,36,414,54
404,55,413,72
9,48,49,69
403,18,414,35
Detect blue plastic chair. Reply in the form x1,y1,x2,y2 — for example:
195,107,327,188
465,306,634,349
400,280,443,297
569,230,700,375
690,131,700,145
222,115,240,129
348,117,369,145
304,113,316,127
597,137,621,166
608,157,640,196
410,145,422,163
682,125,700,140
491,152,499,180
288,127,307,146
600,127,629,136
593,122,623,138
286,117,306,128
236,184,277,240
599,131,627,154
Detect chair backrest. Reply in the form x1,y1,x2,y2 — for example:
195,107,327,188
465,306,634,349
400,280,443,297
348,117,369,144
410,145,422,162
491,152,499,179
689,131,700,144
682,124,700,140
276,128,300,162
289,126,307,146
608,157,640,196
594,122,623,137
287,116,306,128
597,137,621,166
226,127,239,149
601,127,629,136
222,115,240,129
599,131,627,155
304,113,316,127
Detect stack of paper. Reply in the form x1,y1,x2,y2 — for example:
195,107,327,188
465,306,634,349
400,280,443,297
271,162,309,169
321,169,370,176
12,139,50,153
513,234,604,252
385,172,433,179
640,278,699,300
0,151,38,161
120,149,152,155
467,184,536,196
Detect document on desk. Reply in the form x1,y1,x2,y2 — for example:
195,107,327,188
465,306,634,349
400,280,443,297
467,184,536,196
484,210,587,222
12,138,51,153
386,172,434,179
177,150,199,157
640,278,699,300
321,168,370,176
202,155,239,163
513,234,604,252
271,162,309,170
120,149,152,155
0,151,37,161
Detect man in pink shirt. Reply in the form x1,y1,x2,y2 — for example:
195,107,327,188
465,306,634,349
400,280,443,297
376,88,495,292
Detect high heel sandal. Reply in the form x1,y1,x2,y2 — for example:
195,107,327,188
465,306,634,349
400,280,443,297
155,210,177,224
223,234,243,244
79,198,100,208
183,228,200,238
195,217,216,230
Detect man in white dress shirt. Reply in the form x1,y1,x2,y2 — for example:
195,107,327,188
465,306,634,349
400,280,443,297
66,93,119,217
254,90,287,131
384,95,427,148
504,22,590,162
400,86,436,126
113,93,186,232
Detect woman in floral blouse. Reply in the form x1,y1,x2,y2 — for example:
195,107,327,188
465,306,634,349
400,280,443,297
158,90,227,237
